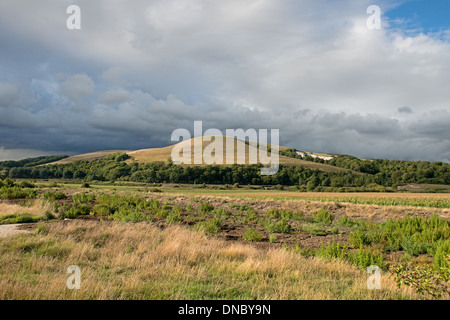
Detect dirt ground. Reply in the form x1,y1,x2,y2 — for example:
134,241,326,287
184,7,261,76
143,193,450,251
0,224,29,238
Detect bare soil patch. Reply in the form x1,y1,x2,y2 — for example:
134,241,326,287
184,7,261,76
0,224,29,238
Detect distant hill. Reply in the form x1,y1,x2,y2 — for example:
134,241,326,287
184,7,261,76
0,155,69,168
4,137,448,187
48,150,131,165
46,136,357,174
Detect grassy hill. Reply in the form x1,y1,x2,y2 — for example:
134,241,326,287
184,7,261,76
47,136,357,174
48,150,131,165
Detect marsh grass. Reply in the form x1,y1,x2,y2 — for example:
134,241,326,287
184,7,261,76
0,220,420,299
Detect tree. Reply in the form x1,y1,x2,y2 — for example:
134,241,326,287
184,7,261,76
63,170,73,179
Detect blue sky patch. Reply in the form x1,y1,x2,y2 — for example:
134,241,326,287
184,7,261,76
386,0,450,34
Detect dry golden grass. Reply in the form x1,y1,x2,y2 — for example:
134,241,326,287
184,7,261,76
0,200,50,219
127,145,173,163
0,220,421,300
128,136,353,173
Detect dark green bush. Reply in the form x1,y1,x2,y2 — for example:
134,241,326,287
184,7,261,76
194,216,222,235
243,228,263,242
265,208,292,219
0,186,27,199
72,192,95,204
262,219,292,234
301,223,327,236
42,191,67,200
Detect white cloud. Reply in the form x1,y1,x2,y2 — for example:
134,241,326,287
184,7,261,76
0,0,449,162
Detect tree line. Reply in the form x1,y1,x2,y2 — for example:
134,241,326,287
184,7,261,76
281,149,450,186
1,152,449,189
0,155,68,168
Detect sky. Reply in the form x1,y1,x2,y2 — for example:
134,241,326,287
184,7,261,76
0,0,449,162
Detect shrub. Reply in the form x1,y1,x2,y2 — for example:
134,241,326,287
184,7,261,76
166,212,183,224
216,208,231,216
64,204,91,219
44,210,56,220
72,192,95,204
94,194,157,217
351,215,450,256
111,207,149,223
91,204,111,216
49,202,64,219
301,223,327,236
348,246,385,269
276,220,292,234
262,219,292,234
0,186,27,199
146,199,160,210
162,201,172,211
243,228,263,242
312,208,334,224
330,226,339,234
265,208,292,219
315,240,385,270
15,214,38,223
337,215,357,227
291,210,305,220
400,236,430,257
42,191,67,200
20,181,35,188
430,240,450,269
155,209,169,219
1,178,15,187
349,230,373,247
25,189,37,198
244,209,258,223
391,262,450,299
199,201,214,214
0,213,41,224
194,216,222,235
265,208,279,218
316,240,349,260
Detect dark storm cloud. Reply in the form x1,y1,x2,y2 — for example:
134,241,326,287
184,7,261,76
398,106,413,114
0,0,449,162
